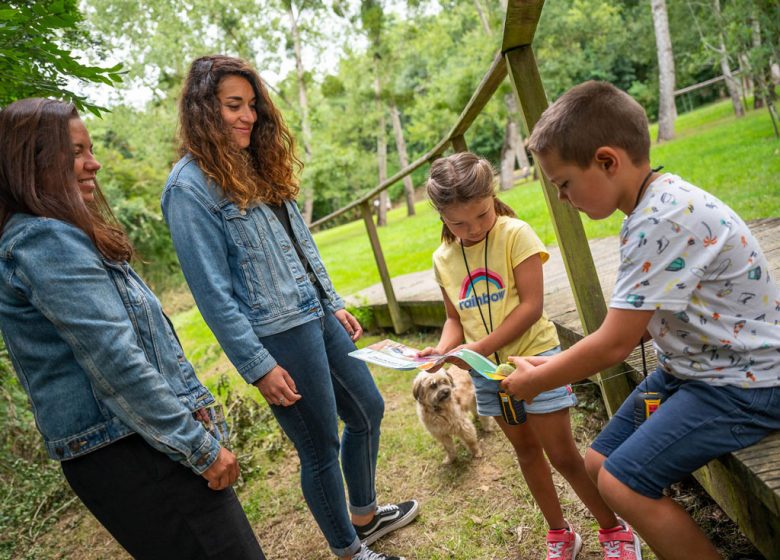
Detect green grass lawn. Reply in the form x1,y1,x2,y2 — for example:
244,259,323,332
315,99,780,297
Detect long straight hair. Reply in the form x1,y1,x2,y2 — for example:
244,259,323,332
426,152,515,243
0,98,132,261
179,55,302,208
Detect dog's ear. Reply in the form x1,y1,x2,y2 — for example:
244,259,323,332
412,375,422,401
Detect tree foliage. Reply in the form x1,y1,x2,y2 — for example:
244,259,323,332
0,0,123,114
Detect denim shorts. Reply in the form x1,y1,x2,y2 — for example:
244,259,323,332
471,346,577,417
592,367,780,499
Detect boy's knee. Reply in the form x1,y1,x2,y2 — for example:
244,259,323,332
584,448,606,484
513,442,544,465
596,467,635,514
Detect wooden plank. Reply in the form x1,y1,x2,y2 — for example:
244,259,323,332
359,202,411,334
501,0,545,53
695,455,780,560
451,135,469,153
504,45,632,415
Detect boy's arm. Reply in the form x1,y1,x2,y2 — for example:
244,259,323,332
468,253,544,359
500,307,654,401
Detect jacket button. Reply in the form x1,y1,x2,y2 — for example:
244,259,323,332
55,447,64,457
68,441,83,453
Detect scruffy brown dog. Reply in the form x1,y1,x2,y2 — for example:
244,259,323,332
412,366,489,464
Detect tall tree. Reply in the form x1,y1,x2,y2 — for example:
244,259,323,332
389,102,416,215
0,0,122,113
713,0,744,117
650,0,677,141
284,0,317,224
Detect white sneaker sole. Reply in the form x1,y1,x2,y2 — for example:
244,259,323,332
571,532,583,560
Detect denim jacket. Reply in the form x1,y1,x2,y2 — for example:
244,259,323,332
161,155,343,385
0,214,220,473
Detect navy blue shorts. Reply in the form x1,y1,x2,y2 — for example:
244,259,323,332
591,368,780,499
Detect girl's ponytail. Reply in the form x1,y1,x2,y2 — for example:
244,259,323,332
494,197,516,218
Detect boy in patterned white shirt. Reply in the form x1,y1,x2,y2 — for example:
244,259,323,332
501,80,780,560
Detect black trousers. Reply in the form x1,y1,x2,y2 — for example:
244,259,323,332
61,434,265,559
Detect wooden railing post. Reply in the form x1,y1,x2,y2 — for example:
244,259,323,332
451,135,468,153
360,201,411,334
504,45,632,415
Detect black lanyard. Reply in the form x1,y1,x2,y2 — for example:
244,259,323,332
460,231,502,365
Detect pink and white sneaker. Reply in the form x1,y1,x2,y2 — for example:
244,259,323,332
598,519,642,560
546,523,582,560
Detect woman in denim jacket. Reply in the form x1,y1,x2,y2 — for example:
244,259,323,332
0,98,264,559
162,55,418,560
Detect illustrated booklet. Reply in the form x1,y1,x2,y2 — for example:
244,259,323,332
349,339,509,380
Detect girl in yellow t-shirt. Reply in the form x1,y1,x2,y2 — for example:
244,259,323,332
418,152,641,560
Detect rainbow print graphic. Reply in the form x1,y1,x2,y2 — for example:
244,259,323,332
458,268,506,310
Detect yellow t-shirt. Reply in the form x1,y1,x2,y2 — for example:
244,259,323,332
433,215,559,363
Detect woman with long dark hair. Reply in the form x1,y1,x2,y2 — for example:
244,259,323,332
162,55,418,560
0,98,264,559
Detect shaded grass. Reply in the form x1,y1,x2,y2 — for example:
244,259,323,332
315,100,780,297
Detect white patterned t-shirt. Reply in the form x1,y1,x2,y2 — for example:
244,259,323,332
610,174,780,388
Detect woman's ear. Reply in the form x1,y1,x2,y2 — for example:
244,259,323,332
594,147,619,174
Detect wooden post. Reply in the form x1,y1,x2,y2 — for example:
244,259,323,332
451,135,468,153
360,201,411,335
504,46,632,415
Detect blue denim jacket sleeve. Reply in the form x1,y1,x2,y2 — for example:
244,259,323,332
12,221,221,474
161,184,277,384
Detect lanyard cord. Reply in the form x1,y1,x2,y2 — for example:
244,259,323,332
460,231,502,365
633,165,665,211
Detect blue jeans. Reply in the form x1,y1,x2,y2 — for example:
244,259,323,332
259,309,384,557
592,367,780,499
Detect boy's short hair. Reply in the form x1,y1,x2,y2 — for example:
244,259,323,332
527,81,651,168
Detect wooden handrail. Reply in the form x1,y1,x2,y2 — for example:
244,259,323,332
309,52,507,230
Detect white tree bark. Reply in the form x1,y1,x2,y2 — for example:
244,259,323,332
389,102,415,216
713,0,744,117
287,3,315,224
651,0,677,141
499,94,530,190
374,66,388,227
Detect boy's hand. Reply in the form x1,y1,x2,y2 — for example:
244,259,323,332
499,356,540,403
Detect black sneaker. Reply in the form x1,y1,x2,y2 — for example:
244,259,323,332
354,500,419,545
353,544,404,560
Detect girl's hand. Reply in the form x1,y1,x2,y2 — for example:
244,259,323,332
417,346,445,372
253,365,302,407
334,309,363,341
499,356,540,404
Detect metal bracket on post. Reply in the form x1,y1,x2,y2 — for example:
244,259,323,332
359,201,411,334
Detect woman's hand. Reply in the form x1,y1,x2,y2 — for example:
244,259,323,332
193,407,210,423
334,309,363,341
253,365,302,407
499,356,541,404
202,447,240,490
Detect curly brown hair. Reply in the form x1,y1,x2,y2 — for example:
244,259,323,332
179,55,302,207
0,98,133,261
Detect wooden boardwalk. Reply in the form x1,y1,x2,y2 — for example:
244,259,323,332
346,217,780,557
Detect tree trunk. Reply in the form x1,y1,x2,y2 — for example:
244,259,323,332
713,0,744,117
374,66,388,226
473,0,492,36
750,14,765,110
499,94,530,190
389,102,415,216
651,0,676,141
288,4,315,224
